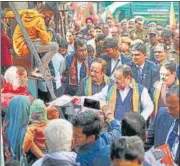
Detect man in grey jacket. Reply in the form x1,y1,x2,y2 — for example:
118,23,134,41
32,119,79,166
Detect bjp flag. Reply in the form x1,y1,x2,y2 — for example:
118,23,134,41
169,2,176,30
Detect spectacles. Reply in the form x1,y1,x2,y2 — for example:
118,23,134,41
160,73,169,77
154,51,163,54
132,53,141,57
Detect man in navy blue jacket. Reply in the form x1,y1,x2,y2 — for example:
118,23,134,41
100,38,131,79
65,39,92,96
127,42,159,92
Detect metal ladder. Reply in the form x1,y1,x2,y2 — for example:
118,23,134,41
8,2,56,100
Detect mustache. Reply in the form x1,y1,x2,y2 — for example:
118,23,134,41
160,77,167,81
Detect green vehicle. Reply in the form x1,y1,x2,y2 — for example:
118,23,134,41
102,2,179,26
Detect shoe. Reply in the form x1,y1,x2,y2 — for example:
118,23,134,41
31,69,44,79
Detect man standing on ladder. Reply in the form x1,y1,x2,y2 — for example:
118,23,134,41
1,3,59,78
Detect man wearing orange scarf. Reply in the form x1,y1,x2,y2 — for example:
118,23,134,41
2,3,59,78
65,39,92,96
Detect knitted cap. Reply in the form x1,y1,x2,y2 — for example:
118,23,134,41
30,99,47,123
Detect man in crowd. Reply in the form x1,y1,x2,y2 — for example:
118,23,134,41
127,42,159,92
3,4,59,78
66,30,75,54
146,87,179,165
147,22,157,30
65,39,92,96
109,26,120,42
152,61,178,117
121,112,146,142
56,37,68,57
119,19,129,37
153,44,168,67
32,119,79,166
95,34,107,57
128,18,135,31
102,23,109,36
161,29,173,50
119,37,132,59
147,29,159,62
72,110,120,166
110,136,145,166
121,112,151,166
106,16,115,29
81,16,94,36
76,58,109,96
101,38,130,79
130,16,148,42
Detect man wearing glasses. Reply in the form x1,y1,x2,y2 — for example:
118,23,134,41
151,62,178,117
73,65,153,121
76,58,110,96
127,42,159,92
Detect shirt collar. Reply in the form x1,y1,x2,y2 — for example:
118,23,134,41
119,83,134,91
136,62,145,70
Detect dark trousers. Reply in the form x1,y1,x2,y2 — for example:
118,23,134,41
38,85,64,103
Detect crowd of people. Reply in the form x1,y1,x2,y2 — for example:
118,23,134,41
1,2,179,166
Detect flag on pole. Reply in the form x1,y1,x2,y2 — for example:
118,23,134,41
169,2,176,30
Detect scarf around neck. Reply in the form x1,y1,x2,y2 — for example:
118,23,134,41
84,75,110,96
69,55,89,86
106,79,140,117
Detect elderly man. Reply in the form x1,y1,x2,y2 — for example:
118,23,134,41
130,16,148,42
154,44,168,66
65,39,92,96
152,61,179,117
101,38,130,79
76,58,109,96
73,65,154,121
32,119,79,166
109,26,120,41
3,4,59,78
127,42,159,92
146,87,179,165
